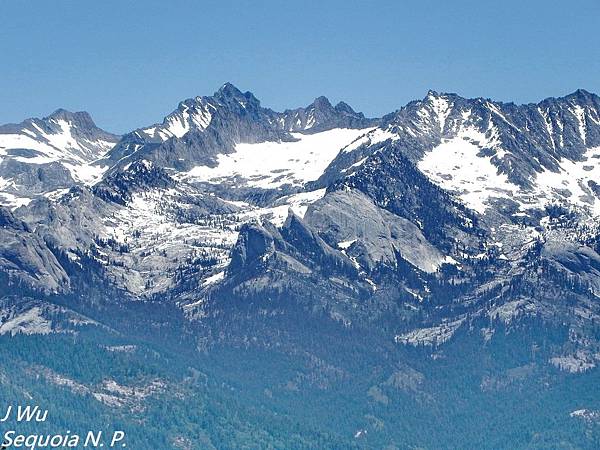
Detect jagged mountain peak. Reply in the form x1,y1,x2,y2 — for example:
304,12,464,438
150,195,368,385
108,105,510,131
307,95,365,118
558,88,597,102
103,84,378,174
311,95,333,109
216,81,244,97
324,87,600,219
213,82,262,109
420,88,599,110
0,107,116,137
46,108,92,121
279,94,375,133
0,108,120,208
42,108,109,135
115,83,271,144
424,89,445,100
383,87,600,131
423,89,461,102
334,101,357,114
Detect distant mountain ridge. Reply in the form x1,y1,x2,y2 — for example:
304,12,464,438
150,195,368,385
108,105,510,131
2,84,600,297
0,83,600,360
2,84,600,448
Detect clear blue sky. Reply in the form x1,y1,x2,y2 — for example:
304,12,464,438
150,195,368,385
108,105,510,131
1,0,599,134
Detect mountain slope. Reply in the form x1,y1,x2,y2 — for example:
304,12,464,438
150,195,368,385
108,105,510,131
2,85,600,448
104,83,377,176
319,89,600,216
0,109,119,207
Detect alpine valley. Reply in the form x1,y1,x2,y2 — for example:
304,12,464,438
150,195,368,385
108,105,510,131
2,83,600,449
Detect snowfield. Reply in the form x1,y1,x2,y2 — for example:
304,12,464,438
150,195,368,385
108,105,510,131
534,146,600,215
419,136,600,216
180,128,371,188
419,135,519,213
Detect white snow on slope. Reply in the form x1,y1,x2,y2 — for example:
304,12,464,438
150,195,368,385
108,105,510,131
202,271,225,286
0,118,116,203
140,102,214,140
418,136,519,213
341,127,394,153
0,120,115,164
572,105,587,144
0,191,32,209
181,128,371,188
163,114,190,139
338,239,357,249
247,189,327,226
100,188,327,295
63,161,110,185
418,124,600,215
428,95,452,132
533,146,600,215
103,190,238,294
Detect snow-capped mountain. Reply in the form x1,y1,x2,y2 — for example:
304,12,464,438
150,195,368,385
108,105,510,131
104,83,377,177
0,109,119,207
320,89,600,215
3,84,377,298
3,85,600,312
3,84,600,448
279,95,376,133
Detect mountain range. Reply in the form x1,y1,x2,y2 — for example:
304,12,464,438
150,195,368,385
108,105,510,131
1,83,600,449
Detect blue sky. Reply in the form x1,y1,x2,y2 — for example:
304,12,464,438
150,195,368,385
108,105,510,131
1,0,599,133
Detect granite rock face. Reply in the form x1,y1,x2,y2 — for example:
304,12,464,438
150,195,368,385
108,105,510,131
0,206,68,293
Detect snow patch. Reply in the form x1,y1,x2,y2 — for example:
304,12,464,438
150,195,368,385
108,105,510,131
572,105,587,144
202,271,225,286
338,239,357,249
428,95,452,132
533,146,600,215
182,128,370,189
418,136,519,213
342,127,394,153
